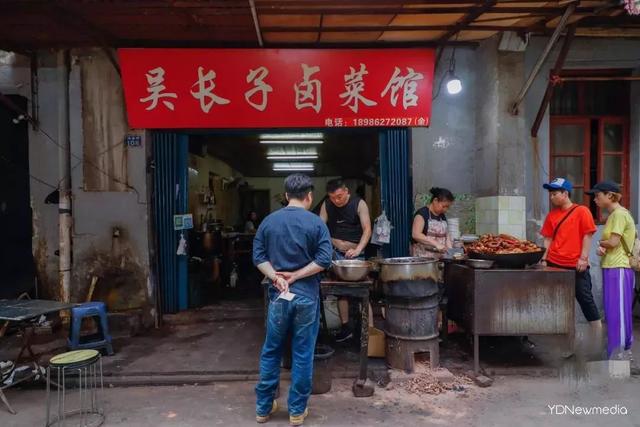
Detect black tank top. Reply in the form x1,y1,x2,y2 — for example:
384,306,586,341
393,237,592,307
325,196,363,244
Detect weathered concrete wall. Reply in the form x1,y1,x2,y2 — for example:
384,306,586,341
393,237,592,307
411,47,477,196
523,37,640,228
473,39,499,197
474,37,527,197
412,38,526,200
2,50,152,320
631,70,640,223
496,50,527,196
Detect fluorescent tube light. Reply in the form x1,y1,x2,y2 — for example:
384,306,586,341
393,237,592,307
260,140,323,145
259,133,323,140
272,162,315,171
267,155,319,160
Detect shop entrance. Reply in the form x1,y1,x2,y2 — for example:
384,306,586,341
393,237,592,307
151,128,411,316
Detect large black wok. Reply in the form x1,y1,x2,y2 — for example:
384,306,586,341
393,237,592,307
466,250,544,269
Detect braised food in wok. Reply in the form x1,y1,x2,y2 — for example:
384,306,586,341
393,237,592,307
465,234,542,255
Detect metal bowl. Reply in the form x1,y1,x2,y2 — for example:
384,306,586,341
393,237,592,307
467,250,544,269
378,257,435,265
331,260,372,282
465,259,495,269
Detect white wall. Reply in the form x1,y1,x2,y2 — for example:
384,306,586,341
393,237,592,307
244,176,340,212
411,47,477,197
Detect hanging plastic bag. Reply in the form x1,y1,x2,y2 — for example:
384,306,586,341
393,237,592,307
176,233,187,256
371,211,392,245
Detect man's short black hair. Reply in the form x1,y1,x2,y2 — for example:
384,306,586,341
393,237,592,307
284,174,314,201
326,178,346,193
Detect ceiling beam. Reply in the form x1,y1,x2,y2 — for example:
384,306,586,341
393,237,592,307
436,0,497,44
511,2,577,115
261,24,540,32
530,24,576,137
256,6,600,15
48,3,122,74
430,0,497,77
3,0,250,8
249,0,265,46
0,39,472,50
273,40,479,47
256,0,541,5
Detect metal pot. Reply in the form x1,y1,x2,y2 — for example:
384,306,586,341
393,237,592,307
380,257,440,342
378,257,439,282
379,257,440,298
331,260,372,282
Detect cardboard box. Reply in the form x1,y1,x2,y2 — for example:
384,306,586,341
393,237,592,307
368,327,386,358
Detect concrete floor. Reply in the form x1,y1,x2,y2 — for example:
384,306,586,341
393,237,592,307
2,301,640,426
4,375,640,427
2,299,639,383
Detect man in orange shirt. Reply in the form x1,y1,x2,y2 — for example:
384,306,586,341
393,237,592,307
540,178,602,337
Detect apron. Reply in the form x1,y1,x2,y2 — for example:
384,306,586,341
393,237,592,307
411,214,448,260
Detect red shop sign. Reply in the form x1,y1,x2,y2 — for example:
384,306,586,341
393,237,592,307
118,48,435,129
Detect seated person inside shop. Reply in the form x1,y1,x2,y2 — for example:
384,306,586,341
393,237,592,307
244,211,259,234
319,179,372,342
411,187,455,331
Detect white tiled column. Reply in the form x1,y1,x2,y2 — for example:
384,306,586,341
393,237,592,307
475,196,526,239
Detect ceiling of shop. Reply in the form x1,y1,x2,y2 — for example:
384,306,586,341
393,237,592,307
190,129,379,178
0,0,637,52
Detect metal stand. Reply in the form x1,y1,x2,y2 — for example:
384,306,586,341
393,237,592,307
46,355,104,427
321,280,374,398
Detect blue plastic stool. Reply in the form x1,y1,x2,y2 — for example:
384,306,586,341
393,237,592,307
68,302,114,356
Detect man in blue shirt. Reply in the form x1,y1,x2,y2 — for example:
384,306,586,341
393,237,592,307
253,174,332,426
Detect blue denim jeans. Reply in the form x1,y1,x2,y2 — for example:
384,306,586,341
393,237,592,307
256,289,320,417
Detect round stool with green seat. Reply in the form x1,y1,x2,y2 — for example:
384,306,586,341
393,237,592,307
46,349,104,427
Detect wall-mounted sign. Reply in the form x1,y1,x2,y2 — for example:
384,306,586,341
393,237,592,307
173,214,193,231
118,48,435,129
125,134,142,147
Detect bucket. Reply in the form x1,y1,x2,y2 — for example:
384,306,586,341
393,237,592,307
311,344,335,394
322,296,341,330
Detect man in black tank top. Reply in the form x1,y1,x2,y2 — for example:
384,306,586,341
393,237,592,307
320,179,372,342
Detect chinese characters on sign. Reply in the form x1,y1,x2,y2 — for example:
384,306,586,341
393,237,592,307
340,63,377,113
381,67,424,109
139,67,177,111
119,48,435,128
190,66,230,113
245,67,273,112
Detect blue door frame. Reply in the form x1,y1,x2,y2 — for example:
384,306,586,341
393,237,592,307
379,128,413,258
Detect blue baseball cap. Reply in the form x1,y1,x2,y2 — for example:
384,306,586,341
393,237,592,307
543,177,572,192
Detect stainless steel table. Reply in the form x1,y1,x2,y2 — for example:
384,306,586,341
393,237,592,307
445,265,575,374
